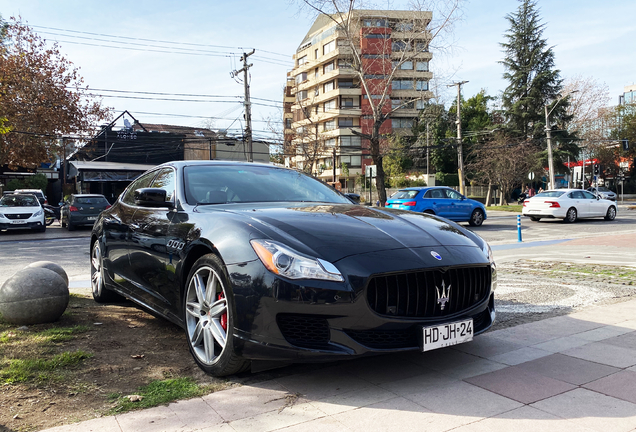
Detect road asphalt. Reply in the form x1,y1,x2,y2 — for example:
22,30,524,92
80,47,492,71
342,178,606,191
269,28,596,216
36,226,636,431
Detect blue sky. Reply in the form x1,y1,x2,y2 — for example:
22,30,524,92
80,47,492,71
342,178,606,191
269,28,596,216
1,0,634,140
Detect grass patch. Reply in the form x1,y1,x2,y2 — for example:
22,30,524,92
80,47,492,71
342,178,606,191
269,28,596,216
108,377,220,414
1,325,90,344
0,350,92,384
549,263,636,282
486,205,522,213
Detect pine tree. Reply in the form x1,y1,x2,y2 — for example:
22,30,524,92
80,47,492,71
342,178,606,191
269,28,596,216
500,0,577,168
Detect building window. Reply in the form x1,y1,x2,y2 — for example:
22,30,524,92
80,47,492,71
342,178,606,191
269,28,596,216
323,40,335,55
342,98,354,107
297,90,308,100
315,68,319,78
340,136,361,147
323,80,334,93
394,61,413,70
363,74,386,80
392,79,413,90
338,59,353,69
298,55,307,65
295,72,307,84
365,33,389,39
323,62,334,73
392,118,414,128
324,120,336,131
362,54,389,59
339,117,354,127
416,80,428,91
340,155,362,167
315,48,319,59
338,79,355,89
416,99,426,109
394,22,414,32
324,99,336,111
362,19,388,28
315,86,320,96
325,138,336,148
416,61,429,71
416,42,428,52
392,40,409,51
285,118,292,128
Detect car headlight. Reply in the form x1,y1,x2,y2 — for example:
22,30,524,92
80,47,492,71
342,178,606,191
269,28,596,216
250,239,344,282
0,213,6,219
33,209,43,217
482,241,497,291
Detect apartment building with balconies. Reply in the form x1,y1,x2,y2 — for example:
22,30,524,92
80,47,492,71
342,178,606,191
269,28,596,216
284,10,434,190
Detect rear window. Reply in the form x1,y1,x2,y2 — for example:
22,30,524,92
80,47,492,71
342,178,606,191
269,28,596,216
75,197,109,205
535,191,566,198
390,190,420,200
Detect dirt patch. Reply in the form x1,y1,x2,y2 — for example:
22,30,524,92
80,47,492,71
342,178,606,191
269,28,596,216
0,295,233,432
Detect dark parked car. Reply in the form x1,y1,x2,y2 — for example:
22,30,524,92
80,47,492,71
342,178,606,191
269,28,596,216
90,161,497,376
61,194,111,231
386,187,487,227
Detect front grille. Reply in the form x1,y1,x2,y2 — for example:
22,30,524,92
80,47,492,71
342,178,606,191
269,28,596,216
277,314,330,349
5,213,32,220
345,328,418,349
367,266,491,318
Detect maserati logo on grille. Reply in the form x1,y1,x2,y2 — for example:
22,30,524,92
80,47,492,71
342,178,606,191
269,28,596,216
436,280,451,310
431,251,442,260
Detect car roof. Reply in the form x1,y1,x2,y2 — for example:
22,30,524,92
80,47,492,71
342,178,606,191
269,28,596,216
157,160,282,169
71,194,107,198
398,186,450,191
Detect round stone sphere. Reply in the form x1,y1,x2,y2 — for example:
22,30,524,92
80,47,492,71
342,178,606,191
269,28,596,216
26,261,69,286
0,268,69,325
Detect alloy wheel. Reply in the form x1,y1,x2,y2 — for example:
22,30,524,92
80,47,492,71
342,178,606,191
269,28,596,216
91,242,103,297
185,266,228,366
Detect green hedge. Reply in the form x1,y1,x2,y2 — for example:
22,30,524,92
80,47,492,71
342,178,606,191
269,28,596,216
435,172,459,186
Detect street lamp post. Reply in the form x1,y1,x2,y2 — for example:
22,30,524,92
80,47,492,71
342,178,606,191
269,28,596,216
545,90,578,190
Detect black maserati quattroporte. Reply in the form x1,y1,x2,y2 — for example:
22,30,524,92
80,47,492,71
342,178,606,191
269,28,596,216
90,161,496,376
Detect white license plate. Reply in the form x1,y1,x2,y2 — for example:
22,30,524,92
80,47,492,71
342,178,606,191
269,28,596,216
10,220,27,224
422,319,473,352
87,217,97,221
391,204,400,208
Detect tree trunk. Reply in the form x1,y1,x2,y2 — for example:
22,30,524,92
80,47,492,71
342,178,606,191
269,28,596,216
485,181,492,207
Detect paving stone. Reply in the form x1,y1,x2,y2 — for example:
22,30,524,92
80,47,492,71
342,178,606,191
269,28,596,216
489,346,552,365
404,380,522,419
341,355,428,385
572,325,633,342
201,381,291,422
563,342,636,368
275,365,371,400
531,388,636,432
465,366,576,404
515,353,619,385
274,416,348,432
531,335,592,353
452,334,527,359
116,405,189,432
167,397,223,430
308,385,396,416
602,331,636,350
39,417,122,432
584,370,636,404
228,401,325,432
448,405,596,432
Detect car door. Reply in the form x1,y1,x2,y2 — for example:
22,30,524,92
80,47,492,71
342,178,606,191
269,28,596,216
444,188,472,221
567,191,589,217
127,167,179,310
582,190,606,216
423,188,450,216
102,170,158,294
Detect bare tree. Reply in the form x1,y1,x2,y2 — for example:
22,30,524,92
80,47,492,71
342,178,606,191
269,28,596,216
563,75,611,143
295,0,462,204
470,133,539,205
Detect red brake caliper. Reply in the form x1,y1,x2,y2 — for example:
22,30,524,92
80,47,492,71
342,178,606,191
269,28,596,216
217,292,227,331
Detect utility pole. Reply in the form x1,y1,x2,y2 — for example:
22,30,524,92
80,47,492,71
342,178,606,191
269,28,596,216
426,122,430,177
232,50,255,162
448,81,468,195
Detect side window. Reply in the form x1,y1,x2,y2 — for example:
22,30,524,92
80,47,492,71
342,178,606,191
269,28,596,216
445,189,462,200
151,168,176,201
582,191,596,200
122,171,157,205
424,190,433,198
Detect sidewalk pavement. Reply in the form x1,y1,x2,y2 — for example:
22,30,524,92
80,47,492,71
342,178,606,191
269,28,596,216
42,297,636,432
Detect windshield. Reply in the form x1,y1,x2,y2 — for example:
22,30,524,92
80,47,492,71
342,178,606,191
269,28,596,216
75,197,109,205
0,195,40,207
390,190,420,200
597,187,611,192
535,191,566,198
184,165,351,205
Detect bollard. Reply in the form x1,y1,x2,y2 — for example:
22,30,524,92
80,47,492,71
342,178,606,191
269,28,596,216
517,214,522,242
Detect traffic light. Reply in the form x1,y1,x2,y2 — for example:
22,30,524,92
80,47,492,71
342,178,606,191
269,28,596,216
593,164,599,175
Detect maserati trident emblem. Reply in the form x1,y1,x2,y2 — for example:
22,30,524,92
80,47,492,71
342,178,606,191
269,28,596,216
436,280,451,310
431,251,442,261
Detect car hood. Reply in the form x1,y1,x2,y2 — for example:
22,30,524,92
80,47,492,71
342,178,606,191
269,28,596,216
0,205,41,214
201,203,483,263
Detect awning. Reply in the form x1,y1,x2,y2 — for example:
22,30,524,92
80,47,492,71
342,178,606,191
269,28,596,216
68,161,157,182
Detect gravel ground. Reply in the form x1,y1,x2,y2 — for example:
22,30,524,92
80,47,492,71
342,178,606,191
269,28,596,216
492,260,636,330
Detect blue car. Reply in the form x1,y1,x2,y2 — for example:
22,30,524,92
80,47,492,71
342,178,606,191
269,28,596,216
386,186,487,226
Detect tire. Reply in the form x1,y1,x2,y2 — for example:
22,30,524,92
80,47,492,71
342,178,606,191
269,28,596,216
184,254,249,377
564,207,577,223
604,206,616,221
423,210,435,215
45,215,55,226
91,241,124,303
530,216,541,222
34,224,46,233
468,208,485,227
67,218,75,231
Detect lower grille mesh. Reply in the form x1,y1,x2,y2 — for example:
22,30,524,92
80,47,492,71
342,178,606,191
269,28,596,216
277,314,330,349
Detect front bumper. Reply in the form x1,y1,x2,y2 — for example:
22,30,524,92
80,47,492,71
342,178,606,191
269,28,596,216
0,219,45,230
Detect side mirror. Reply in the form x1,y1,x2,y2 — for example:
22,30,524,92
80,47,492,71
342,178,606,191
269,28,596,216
344,193,361,204
134,188,174,208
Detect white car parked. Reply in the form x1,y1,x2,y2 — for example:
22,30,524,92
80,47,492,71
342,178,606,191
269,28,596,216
522,189,617,223
0,193,46,232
